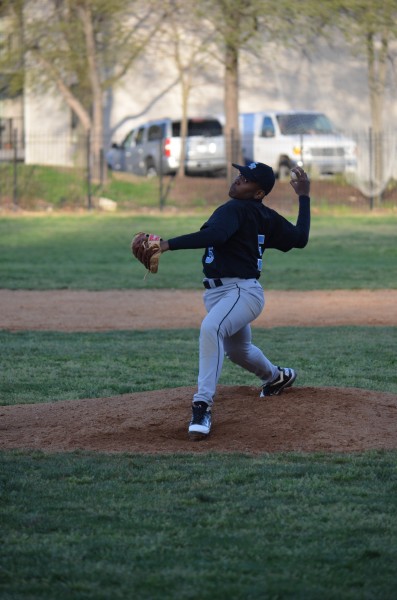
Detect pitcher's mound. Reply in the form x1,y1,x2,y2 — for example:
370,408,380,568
1,386,396,454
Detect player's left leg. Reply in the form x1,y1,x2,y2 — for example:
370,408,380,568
224,323,279,382
224,283,297,397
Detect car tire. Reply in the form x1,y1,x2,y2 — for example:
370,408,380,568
145,160,157,178
278,161,291,180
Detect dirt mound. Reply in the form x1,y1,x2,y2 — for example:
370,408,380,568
1,385,396,454
1,288,396,454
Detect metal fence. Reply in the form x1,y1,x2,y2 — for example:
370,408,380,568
1,131,396,211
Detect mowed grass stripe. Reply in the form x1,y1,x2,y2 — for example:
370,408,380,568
0,214,396,289
1,326,396,405
1,450,397,599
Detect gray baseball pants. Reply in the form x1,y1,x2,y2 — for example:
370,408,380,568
193,277,279,406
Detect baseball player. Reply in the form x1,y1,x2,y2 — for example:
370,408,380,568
140,162,311,440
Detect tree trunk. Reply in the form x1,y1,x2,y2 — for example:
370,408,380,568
35,52,91,133
367,30,389,206
177,76,190,178
224,42,243,183
79,2,105,184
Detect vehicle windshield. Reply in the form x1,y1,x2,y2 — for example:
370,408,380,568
172,119,223,137
276,113,336,135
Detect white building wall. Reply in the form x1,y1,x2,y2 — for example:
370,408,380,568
24,89,77,166
23,34,397,172
0,96,24,160
106,36,397,145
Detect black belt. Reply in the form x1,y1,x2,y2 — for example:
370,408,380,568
203,278,223,289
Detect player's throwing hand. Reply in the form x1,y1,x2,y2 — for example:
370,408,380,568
290,167,310,197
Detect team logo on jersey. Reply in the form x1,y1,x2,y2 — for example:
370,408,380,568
257,234,265,271
205,247,215,264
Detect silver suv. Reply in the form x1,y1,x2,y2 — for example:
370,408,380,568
106,117,226,177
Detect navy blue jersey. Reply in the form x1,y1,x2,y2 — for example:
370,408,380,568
168,195,310,279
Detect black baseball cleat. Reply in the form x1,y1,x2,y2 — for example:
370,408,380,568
260,367,297,397
188,401,212,440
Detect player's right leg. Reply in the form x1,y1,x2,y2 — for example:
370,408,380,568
188,401,212,441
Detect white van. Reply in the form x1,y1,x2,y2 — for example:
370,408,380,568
106,117,226,177
240,111,357,178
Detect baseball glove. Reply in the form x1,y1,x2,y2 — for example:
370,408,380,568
131,232,162,274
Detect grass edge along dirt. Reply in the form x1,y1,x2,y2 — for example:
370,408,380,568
1,326,396,405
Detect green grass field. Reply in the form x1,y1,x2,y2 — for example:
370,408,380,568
1,212,397,599
0,213,396,289
0,164,160,209
1,451,396,600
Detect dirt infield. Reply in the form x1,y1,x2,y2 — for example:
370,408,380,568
1,289,396,331
1,289,396,454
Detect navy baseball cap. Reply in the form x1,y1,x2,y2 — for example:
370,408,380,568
232,162,275,196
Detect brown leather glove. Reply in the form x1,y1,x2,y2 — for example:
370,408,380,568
131,232,162,274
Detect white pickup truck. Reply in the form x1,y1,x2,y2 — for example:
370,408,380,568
240,111,357,179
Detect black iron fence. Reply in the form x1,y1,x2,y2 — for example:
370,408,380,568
1,130,396,211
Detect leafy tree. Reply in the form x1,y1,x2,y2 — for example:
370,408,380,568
198,0,266,180
1,0,166,181
335,0,397,202
158,0,216,178
0,0,24,99
197,0,308,181
290,0,397,201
